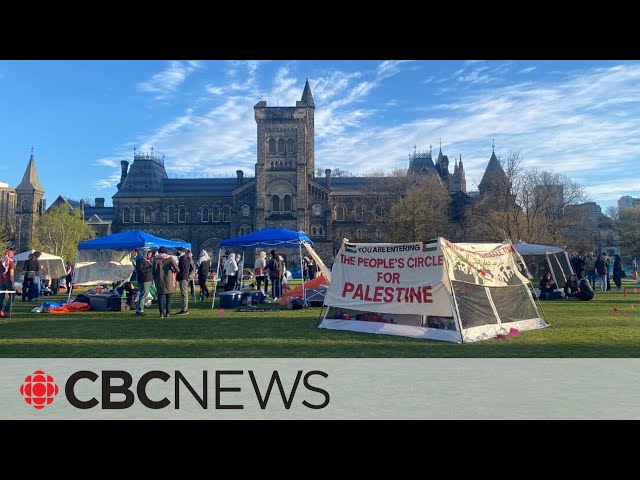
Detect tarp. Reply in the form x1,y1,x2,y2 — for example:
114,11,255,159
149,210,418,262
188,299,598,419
220,228,313,248
75,230,190,286
78,230,191,251
13,250,66,279
320,238,546,343
513,241,565,255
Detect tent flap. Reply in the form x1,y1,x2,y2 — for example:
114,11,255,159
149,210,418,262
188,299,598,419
221,228,313,248
78,230,191,251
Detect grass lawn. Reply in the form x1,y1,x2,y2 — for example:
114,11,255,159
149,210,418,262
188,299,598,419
1,280,639,357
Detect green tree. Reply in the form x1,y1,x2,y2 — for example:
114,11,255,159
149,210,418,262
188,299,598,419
389,175,450,242
0,224,11,253
30,203,95,264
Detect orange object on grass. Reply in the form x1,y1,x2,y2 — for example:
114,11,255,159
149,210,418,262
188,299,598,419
47,302,92,314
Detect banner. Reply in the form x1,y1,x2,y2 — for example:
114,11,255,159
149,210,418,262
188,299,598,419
323,241,452,316
442,240,531,287
74,249,134,286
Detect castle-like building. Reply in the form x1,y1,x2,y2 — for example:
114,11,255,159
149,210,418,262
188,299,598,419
3,80,511,265
111,80,507,263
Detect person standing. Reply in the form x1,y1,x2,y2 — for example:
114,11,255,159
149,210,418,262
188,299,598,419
268,250,283,300
594,253,607,293
32,251,43,301
175,247,191,315
570,252,584,280
21,253,38,302
135,249,154,317
613,254,624,291
153,246,179,318
603,252,611,291
65,262,74,295
584,252,596,289
197,249,211,301
224,253,238,291
0,248,16,317
254,251,267,295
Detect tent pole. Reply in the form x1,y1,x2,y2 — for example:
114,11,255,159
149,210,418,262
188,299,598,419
300,243,305,305
211,248,222,309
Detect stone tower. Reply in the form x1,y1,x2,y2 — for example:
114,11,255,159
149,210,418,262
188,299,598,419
253,79,315,231
15,149,45,251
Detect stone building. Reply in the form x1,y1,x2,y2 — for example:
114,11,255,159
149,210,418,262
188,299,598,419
111,80,506,265
0,150,46,252
47,196,115,236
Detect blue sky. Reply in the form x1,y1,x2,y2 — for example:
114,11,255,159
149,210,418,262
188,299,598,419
0,60,638,214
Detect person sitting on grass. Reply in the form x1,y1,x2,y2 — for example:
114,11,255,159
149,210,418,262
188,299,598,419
563,274,580,299
576,277,595,301
539,273,557,300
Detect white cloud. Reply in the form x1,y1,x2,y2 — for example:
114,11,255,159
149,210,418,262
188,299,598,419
206,85,224,95
137,60,203,100
377,60,412,79
519,66,536,74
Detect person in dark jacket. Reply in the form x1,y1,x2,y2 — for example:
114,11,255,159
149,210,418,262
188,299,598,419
22,253,39,302
594,253,607,292
135,249,154,316
613,254,624,291
563,274,580,299
570,253,585,280
538,273,557,300
576,277,594,301
175,247,191,315
196,249,211,301
153,246,179,318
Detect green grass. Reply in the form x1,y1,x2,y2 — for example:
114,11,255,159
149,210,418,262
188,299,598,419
1,281,640,357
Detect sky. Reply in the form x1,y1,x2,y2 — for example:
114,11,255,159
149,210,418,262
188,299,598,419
0,60,638,214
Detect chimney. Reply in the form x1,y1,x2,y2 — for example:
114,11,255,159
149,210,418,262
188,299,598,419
325,169,332,189
95,197,105,208
117,160,129,190
79,199,85,220
236,170,244,186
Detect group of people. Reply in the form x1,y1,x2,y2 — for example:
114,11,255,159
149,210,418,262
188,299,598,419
134,246,211,318
571,251,625,293
538,272,594,301
253,250,287,300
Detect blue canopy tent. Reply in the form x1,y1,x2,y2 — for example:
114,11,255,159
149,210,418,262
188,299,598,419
78,230,191,251
74,230,191,295
213,228,314,307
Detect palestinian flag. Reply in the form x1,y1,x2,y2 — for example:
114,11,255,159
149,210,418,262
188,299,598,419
422,242,437,252
345,244,357,254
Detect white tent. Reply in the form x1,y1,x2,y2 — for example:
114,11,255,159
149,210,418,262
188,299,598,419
319,238,547,343
13,250,66,282
513,241,574,287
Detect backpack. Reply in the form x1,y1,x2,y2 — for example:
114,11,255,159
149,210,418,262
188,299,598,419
268,257,280,277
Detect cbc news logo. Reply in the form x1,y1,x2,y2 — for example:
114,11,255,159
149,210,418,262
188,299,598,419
19,370,59,410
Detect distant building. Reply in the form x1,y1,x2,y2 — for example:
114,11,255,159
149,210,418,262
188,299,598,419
619,195,640,210
0,150,46,252
47,196,115,236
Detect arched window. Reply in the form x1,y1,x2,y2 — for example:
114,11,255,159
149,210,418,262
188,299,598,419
312,204,323,217
239,224,252,236
222,205,231,222
272,195,280,212
166,206,176,223
277,139,285,154
21,200,29,213
356,229,364,239
241,204,250,217
283,195,292,212
286,139,295,154
375,229,382,239
375,206,385,219
212,206,220,222
177,207,187,223
201,206,210,223
355,205,364,221
335,205,345,221
144,207,152,223
133,207,141,223
268,138,276,155
122,207,131,223
311,225,325,237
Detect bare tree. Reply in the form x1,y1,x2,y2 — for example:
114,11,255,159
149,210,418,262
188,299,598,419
389,175,450,242
614,206,640,258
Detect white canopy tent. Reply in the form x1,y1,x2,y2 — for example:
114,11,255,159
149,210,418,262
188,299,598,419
13,250,66,283
319,238,547,343
513,241,574,288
